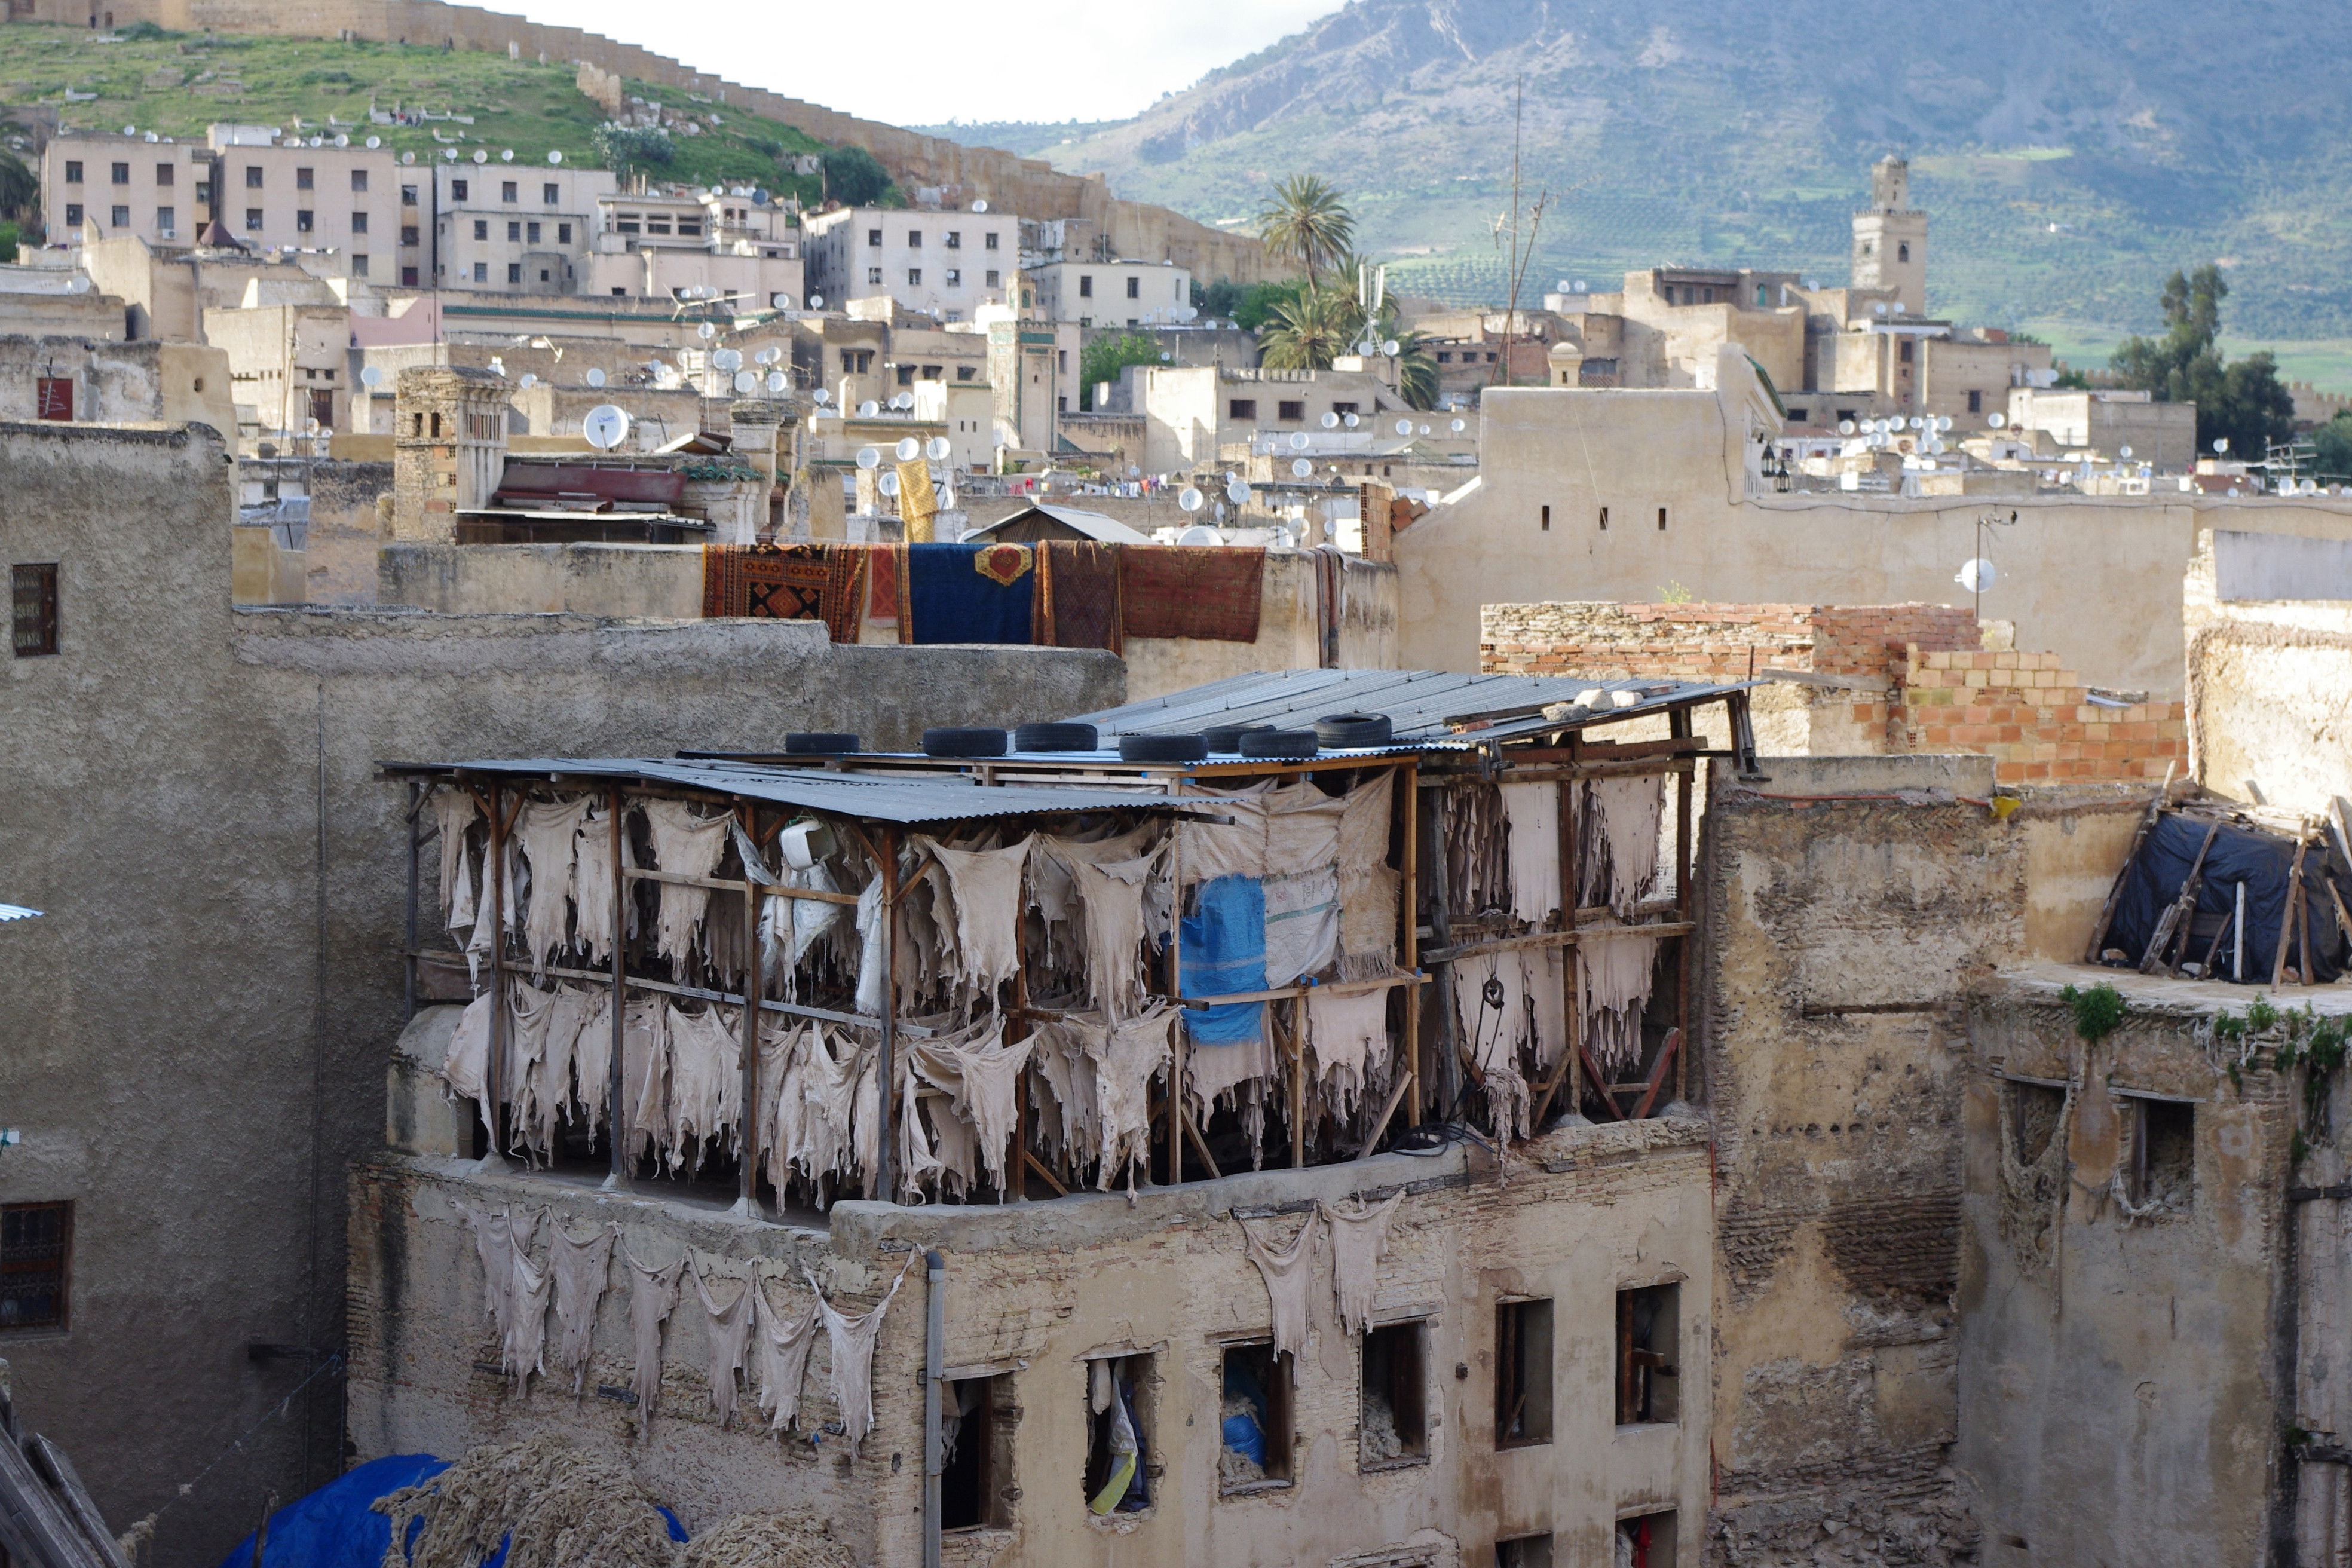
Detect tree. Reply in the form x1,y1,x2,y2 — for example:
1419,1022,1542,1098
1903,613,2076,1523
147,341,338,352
592,124,672,179
1079,332,1163,411
2314,411,2352,480
1255,174,1354,286
1259,286,1356,370
823,145,893,207
2111,264,2295,460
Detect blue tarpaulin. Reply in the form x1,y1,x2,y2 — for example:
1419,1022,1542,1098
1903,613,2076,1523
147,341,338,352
210,1455,688,1568
2104,811,2348,982
1181,874,1266,1047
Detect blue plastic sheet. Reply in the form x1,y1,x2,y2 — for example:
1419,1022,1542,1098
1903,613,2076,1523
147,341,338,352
1181,874,1266,1047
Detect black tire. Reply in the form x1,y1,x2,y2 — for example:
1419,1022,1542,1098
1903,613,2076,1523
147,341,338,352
1239,729,1320,760
1014,722,1099,752
1315,712,1394,748
1203,723,1273,753
783,731,860,755
923,726,1009,758
1118,733,1210,764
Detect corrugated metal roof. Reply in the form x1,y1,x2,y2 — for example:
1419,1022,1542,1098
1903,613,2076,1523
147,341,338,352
0,903,42,923
1066,669,1750,740
962,504,1154,546
391,758,1186,824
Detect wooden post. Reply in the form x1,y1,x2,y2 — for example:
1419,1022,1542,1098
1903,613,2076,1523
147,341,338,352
607,785,627,1185
1427,785,1455,1123
877,825,900,1202
1288,998,1306,1169
1672,717,1694,1108
485,779,507,1161
738,803,762,1214
403,782,422,1024
1168,812,1187,1186
1009,941,1033,1203
1399,759,1420,1131
2276,831,2310,988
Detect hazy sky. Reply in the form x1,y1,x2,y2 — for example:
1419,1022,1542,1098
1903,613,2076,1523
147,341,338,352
509,0,1347,125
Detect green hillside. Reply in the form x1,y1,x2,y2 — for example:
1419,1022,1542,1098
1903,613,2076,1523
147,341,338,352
0,23,828,200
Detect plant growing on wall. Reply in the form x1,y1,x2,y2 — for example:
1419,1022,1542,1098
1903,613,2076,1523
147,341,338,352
2060,981,2127,1043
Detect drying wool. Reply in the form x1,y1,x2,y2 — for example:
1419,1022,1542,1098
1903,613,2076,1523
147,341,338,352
1321,1192,1404,1337
915,837,1032,1002
679,1506,855,1568
373,1434,679,1568
1336,773,1400,978
752,1275,819,1435
806,1254,914,1456
1501,780,1563,927
1307,988,1392,1123
571,807,624,965
440,991,495,1105
1095,1007,1176,1189
547,1221,617,1396
1578,932,1664,1078
1217,1392,1269,1489
1236,1210,1319,1359
1578,776,1664,914
1360,1388,1405,1463
642,801,734,970
622,1244,684,1437
664,1003,742,1172
517,797,592,977
688,1257,757,1429
622,999,670,1168
434,788,479,927
501,1211,552,1391
1263,863,1341,987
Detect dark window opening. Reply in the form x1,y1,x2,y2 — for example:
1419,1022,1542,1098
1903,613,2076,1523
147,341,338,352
1787,406,1809,423
895,365,915,387
1125,275,1140,299
1361,1320,1428,1468
1900,338,1915,364
1083,1353,1153,1514
867,228,883,246
1333,401,1359,416
1228,399,1257,421
1496,1536,1554,1568
2128,1097,2195,1214
12,564,60,657
1541,504,1551,532
2011,1080,2065,1164
941,1373,1014,1531
1220,1342,1293,1492
501,180,517,203
1079,274,1093,298
1968,389,1983,414
1616,1284,1680,1425
1598,506,1609,531
35,378,72,422
1495,1297,1553,1447
1618,1512,1678,1568
1,1202,70,1329
295,166,314,191
1278,400,1305,422
154,163,173,186
451,179,468,201
63,161,81,184
1657,507,1668,531
296,209,314,233
1836,408,1858,424
1898,241,1910,263
244,165,263,189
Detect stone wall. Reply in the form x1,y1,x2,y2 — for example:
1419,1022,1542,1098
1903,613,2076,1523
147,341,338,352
1699,755,2025,1568
1479,601,1977,684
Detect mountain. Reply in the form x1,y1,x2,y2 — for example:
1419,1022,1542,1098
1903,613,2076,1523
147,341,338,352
917,0,2352,340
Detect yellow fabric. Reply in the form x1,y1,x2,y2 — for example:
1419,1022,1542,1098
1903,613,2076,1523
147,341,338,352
896,459,938,542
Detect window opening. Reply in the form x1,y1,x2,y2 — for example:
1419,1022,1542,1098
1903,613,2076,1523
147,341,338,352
1495,1297,1553,1446
1278,400,1305,422
12,564,60,657
941,1373,1013,1530
0,1202,70,1330
1618,1512,1678,1568
1541,505,1551,532
2010,1080,2065,1163
1496,1536,1554,1568
1361,1320,1428,1468
1083,1353,1153,1514
2127,1097,2195,1214
1598,506,1609,531
1220,1342,1293,1492
1616,1284,1679,1425
1657,507,1668,531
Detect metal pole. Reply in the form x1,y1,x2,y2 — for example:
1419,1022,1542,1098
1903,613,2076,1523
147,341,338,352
923,1249,946,1568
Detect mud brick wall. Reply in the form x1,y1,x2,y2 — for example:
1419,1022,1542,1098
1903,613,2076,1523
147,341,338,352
1478,601,1976,685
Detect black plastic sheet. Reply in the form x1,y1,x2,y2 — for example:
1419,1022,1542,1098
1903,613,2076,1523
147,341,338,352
2102,811,2349,983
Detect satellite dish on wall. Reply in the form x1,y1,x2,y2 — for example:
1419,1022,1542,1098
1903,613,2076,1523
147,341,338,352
1321,412,1339,430
1291,458,1314,478
713,348,742,370
860,400,881,418
893,392,915,411
1178,524,1219,545
1395,419,1413,436
808,294,824,308
927,436,951,461
366,135,381,149
2215,437,2231,454
549,150,564,164
359,365,384,388
1955,558,1996,593
472,149,488,164
335,133,349,147
734,370,757,393
1343,413,1360,428
698,321,718,341
895,437,920,462
1289,432,1310,451
500,148,514,163
2119,445,2134,459
1227,480,1251,506
972,199,989,213
771,293,794,310
586,367,606,387
813,388,832,406
518,372,538,389
583,405,632,450
879,470,901,497
402,151,415,166
1178,486,1205,512
1450,418,1467,434
857,446,882,470
767,371,788,393
1383,338,1401,356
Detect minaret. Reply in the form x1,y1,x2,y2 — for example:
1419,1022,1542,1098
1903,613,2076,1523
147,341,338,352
1850,156,1927,313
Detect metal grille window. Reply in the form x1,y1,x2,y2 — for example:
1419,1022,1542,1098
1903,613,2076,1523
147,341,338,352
1,1202,70,1330
13,564,59,656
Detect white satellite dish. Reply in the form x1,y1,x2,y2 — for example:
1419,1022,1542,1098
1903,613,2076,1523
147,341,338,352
366,135,381,149
586,367,606,388
1839,419,1857,435
972,198,989,213
713,348,742,371
1289,432,1310,451
1343,413,1360,429
1291,458,1314,478
1987,412,2006,429
1908,416,1924,431
1178,486,1205,512
892,392,914,411
1321,412,1340,430
1419,424,1432,436
1395,419,1413,436
519,372,538,389
402,151,415,166
1450,418,1467,434
360,364,384,388
443,149,457,162
1227,480,1251,506
2215,437,2231,454
808,294,824,308
500,149,514,163
879,470,900,497
754,348,775,366
582,405,632,451
895,437,920,462
335,133,349,147
1178,525,1220,545
2119,445,2134,459
1383,338,1401,357
698,321,718,341
1355,340,1377,357
1955,558,1996,593
549,150,564,165
813,388,832,406
488,357,506,377
734,370,757,393
2304,477,2322,496
859,400,881,417
857,447,882,470
472,149,488,164
766,371,788,394
122,124,136,135
1937,415,1954,431
927,436,951,461
771,293,794,310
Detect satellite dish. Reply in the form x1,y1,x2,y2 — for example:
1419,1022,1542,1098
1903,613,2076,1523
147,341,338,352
895,437,920,462
1987,412,2006,429
519,372,538,389
813,388,832,406
488,357,506,377
771,293,794,311
713,348,742,370
1838,419,1857,435
1321,412,1340,430
549,150,564,165
1289,432,1310,451
734,370,757,393
365,135,381,149
1343,413,1360,429
309,136,324,148
122,124,136,135
766,370,788,394
2304,477,2322,496
1419,424,1432,437
972,198,989,213
1450,418,1467,434
1178,486,1205,512
1908,416,1924,431
1227,480,1251,506
2215,437,2230,454
586,367,606,388
698,321,718,341
927,436,951,461
402,151,416,166
808,294,824,308
582,405,632,450
879,470,901,497
335,133,349,148
472,149,488,164
360,364,384,388
500,149,514,163
893,392,915,411
2119,445,2134,459
1178,525,1220,546
753,348,774,366
856,447,883,471
1395,419,1414,436
1355,340,1377,357
1955,558,1996,593
1291,458,1314,478
443,149,457,162
1383,339,1401,357
938,482,957,509
1937,415,1954,431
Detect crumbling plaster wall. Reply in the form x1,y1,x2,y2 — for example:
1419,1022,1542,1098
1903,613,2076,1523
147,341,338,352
1956,977,2292,1568
1700,755,2023,1567
0,412,1122,1568
2183,537,2352,819
350,1122,1713,1568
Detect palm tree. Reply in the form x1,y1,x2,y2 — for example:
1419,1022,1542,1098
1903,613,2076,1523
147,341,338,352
1259,285,1357,371
1255,174,1355,286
